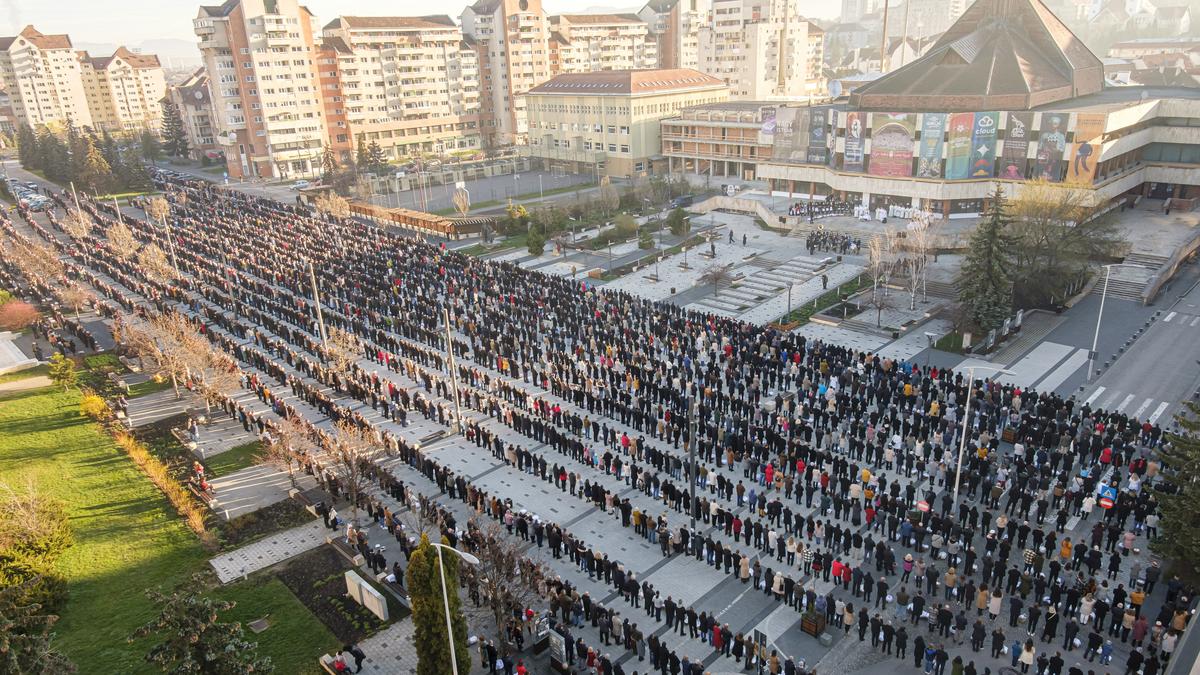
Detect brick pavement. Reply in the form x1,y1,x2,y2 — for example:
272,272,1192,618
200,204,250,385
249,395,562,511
208,519,327,583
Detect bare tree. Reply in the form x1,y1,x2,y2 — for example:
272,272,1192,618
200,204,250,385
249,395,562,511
261,415,319,489
328,419,383,522
106,220,139,261
137,243,175,285
56,283,94,319
315,192,351,219
61,211,91,241
4,237,65,286
598,177,620,219
123,313,207,399
324,326,361,387
457,519,546,651
144,196,171,224
903,223,932,309
866,228,897,327
194,349,241,420
452,189,471,218
698,264,733,290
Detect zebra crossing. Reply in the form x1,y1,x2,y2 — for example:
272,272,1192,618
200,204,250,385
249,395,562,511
1159,310,1200,327
1082,385,1174,424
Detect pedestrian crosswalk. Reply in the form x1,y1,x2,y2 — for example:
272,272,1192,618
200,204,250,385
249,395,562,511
1160,311,1200,327
1081,385,1174,424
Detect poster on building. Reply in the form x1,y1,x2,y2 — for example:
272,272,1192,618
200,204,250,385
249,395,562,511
999,112,1032,180
970,112,999,178
1033,113,1068,181
757,106,777,146
1067,112,1106,184
807,107,829,165
945,112,974,179
868,113,916,177
843,110,864,172
916,113,945,179
771,107,809,163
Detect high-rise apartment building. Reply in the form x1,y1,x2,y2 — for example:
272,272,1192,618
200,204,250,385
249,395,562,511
77,47,167,133
319,16,483,162
698,0,825,100
194,0,325,180
0,26,93,129
548,14,658,74
638,0,710,70
168,68,221,161
460,0,552,147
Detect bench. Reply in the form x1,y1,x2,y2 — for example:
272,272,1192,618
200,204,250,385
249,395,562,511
288,487,321,517
326,535,366,567
187,480,215,507
172,427,200,453
375,571,412,609
317,654,340,674
119,355,142,373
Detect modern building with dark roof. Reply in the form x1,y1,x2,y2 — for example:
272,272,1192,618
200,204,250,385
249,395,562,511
744,0,1200,217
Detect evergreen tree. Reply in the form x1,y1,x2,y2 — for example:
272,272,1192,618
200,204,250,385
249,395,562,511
140,129,162,162
320,147,338,186
16,124,38,171
64,120,85,187
1152,402,1200,582
78,140,114,195
355,135,370,173
160,100,189,158
129,577,273,674
0,581,76,674
46,354,76,392
366,140,388,175
406,534,470,675
957,186,1015,332
37,130,69,184
667,208,689,237
527,226,546,256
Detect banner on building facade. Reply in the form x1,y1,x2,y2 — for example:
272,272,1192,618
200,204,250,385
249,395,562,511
945,112,974,179
807,107,829,165
916,113,945,179
843,110,864,172
867,113,915,177
999,112,1032,180
771,107,809,163
757,106,777,146
1067,112,1106,184
1033,112,1068,181
970,112,999,178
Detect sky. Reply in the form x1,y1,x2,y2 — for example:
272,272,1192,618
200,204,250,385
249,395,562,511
2,0,840,47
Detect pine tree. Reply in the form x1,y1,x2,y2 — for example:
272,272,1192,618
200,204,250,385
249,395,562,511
160,100,189,158
355,135,370,173
406,534,470,675
366,140,388,175
47,354,76,392
1152,402,1200,582
320,147,338,186
957,186,1015,332
0,582,76,674
667,208,689,236
64,120,85,187
78,140,114,195
16,124,38,171
129,577,274,674
140,129,162,162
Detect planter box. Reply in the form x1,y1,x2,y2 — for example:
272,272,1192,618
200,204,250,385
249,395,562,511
801,613,826,637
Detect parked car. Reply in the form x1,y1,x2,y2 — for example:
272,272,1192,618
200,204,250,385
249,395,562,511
292,180,310,190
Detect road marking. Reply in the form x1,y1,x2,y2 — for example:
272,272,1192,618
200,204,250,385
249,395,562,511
1150,402,1171,424
1033,349,1089,393
1133,398,1154,419
1192,317,1200,327
1164,312,1177,322
1084,386,1106,406
1116,394,1136,412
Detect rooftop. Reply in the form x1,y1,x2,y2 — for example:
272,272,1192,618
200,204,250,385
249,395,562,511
323,15,456,31
0,25,73,51
527,68,726,96
552,13,644,25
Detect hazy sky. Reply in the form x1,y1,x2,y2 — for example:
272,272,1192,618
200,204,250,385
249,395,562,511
3,0,839,46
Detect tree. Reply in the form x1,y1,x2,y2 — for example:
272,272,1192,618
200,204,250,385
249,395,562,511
123,312,209,399
323,326,361,384
320,148,338,186
613,213,638,239
16,124,38,171
902,223,932,310
355,135,370,173
129,576,273,674
866,228,897,327
160,100,189,158
46,354,76,392
0,580,76,674
137,243,175,285
526,227,545,256
452,189,471,219
314,192,350,219
598,180,620,218
0,301,38,332
456,521,543,652
1152,401,1200,583
106,220,139,261
60,211,91,241
56,283,93,319
78,139,113,195
667,208,689,237
698,264,733,290
328,419,382,522
957,187,1016,332
261,415,317,489
1008,180,1119,308
406,533,470,675
365,140,388,176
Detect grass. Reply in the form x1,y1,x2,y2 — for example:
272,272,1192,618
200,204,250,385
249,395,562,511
0,363,49,383
210,577,339,675
127,376,175,398
205,440,263,477
775,275,867,327
934,330,966,354
94,190,157,202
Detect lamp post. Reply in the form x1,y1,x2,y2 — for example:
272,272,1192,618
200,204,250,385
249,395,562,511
1087,263,1151,383
953,365,1014,503
428,542,479,675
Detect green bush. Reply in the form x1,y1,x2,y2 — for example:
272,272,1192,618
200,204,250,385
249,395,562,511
0,554,70,612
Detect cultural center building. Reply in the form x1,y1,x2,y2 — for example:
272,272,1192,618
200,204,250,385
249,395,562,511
749,0,1200,218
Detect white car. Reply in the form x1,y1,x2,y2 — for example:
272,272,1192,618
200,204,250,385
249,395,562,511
292,180,310,190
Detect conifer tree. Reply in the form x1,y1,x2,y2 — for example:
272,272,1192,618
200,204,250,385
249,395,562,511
957,186,1016,331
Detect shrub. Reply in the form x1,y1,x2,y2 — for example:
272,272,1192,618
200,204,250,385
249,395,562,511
113,432,218,551
79,393,110,421
0,300,38,331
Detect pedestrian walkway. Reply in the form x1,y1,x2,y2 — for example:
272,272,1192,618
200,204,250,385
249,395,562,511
124,387,194,428
208,519,326,583
352,618,419,675
209,464,319,521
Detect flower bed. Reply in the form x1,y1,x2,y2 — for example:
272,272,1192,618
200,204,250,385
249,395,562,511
276,546,405,643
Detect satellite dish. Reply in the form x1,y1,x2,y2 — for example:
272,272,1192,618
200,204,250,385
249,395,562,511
828,80,844,98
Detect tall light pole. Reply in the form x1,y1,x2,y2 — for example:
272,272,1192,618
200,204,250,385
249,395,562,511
308,260,328,348
1087,263,1151,382
953,365,1014,503
428,542,479,675
442,307,464,433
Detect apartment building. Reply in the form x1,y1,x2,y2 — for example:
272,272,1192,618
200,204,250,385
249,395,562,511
0,25,93,129
320,15,483,162
698,0,825,100
168,68,221,161
194,0,326,180
661,100,776,180
638,0,710,70
77,47,167,133
526,68,728,178
461,0,552,147
549,14,657,74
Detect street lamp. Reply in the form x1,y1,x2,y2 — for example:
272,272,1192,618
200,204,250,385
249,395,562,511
1087,263,1151,382
428,541,479,675
953,365,1014,503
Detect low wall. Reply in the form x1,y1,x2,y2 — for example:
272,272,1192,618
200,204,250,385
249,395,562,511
1142,229,1200,305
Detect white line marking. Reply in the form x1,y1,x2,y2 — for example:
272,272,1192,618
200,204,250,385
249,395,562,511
1084,386,1106,406
1164,312,1177,322
1133,398,1153,419
1191,317,1200,327
1149,402,1170,424
1117,394,1136,412
1033,349,1088,393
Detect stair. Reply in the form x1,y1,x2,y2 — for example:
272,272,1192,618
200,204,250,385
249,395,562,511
1091,277,1147,302
1124,252,1169,269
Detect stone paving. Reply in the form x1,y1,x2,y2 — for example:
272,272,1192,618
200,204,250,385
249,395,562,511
209,464,319,521
208,519,327,583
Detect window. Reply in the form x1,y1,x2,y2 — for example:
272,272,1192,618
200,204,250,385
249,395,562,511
620,126,629,134
608,144,616,152
620,145,629,153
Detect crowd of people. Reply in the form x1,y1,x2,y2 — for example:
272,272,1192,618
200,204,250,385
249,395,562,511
1,168,1194,675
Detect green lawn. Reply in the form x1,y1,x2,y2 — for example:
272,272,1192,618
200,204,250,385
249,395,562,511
0,363,49,383
127,376,175,398
206,440,263,477
0,387,336,673
210,577,338,675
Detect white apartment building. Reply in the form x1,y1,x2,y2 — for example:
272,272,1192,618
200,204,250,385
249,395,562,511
549,14,658,74
169,68,221,161
78,47,167,133
320,16,483,161
638,0,710,70
461,0,552,147
0,26,93,129
194,0,326,180
697,0,825,100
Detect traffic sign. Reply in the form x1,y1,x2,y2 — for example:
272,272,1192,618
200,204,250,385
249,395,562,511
1099,484,1118,501
1099,496,1115,510
916,500,930,512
